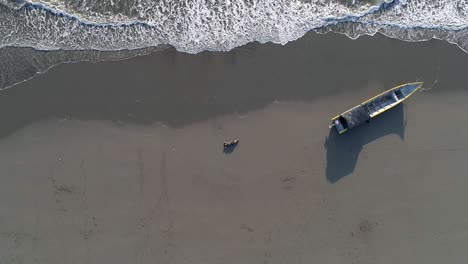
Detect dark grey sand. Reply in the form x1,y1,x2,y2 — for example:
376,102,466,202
1,33,468,264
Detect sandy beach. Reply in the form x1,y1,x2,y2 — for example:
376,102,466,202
1,32,468,263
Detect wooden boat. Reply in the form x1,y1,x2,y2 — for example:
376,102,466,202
330,82,423,134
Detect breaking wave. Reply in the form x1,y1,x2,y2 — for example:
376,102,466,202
1,0,467,54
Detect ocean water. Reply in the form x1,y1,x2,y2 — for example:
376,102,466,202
1,0,467,88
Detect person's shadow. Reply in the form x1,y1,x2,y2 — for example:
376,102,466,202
324,104,406,183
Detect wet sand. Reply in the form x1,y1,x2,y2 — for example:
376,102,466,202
1,32,468,263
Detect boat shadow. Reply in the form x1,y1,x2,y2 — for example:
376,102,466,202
324,104,406,183
223,145,237,154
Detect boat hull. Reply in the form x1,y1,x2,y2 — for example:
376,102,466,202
330,82,422,134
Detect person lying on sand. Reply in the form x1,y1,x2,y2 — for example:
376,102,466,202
223,139,239,148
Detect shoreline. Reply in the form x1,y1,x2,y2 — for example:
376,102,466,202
1,32,467,139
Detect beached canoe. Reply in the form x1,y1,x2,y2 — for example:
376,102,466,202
330,82,423,134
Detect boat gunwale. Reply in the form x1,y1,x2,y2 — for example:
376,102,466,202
331,82,423,121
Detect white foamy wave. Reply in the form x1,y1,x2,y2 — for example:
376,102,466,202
0,0,467,54
362,0,467,30
0,0,385,53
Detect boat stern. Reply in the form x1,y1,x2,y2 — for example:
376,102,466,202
330,117,348,134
